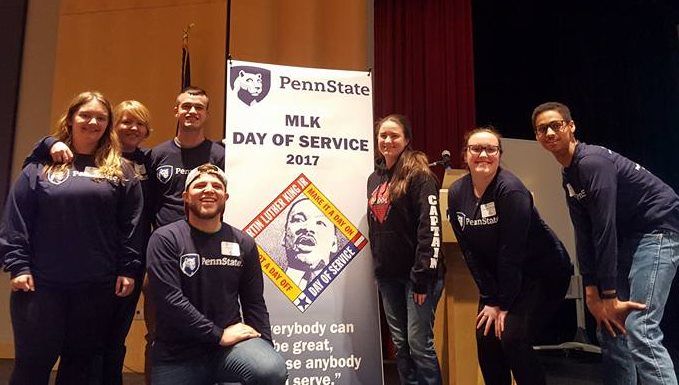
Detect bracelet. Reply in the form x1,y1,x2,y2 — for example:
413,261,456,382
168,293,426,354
600,291,617,299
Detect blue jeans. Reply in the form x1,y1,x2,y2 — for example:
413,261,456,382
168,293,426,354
599,231,679,385
151,338,287,385
378,277,444,385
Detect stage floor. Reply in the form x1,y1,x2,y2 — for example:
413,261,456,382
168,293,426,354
0,350,601,384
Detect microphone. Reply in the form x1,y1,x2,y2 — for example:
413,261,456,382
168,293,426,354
441,149,451,164
429,150,451,168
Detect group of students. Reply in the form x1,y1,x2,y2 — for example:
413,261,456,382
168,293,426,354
0,89,677,385
368,104,678,385
0,87,288,385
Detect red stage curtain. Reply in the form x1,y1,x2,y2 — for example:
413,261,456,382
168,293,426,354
374,0,475,170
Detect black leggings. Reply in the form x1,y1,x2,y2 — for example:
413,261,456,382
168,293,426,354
10,282,115,385
476,275,571,385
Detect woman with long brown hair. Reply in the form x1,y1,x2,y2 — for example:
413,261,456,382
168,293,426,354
367,114,445,385
0,91,143,385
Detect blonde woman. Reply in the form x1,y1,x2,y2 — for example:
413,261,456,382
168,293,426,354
1,91,143,385
25,99,153,384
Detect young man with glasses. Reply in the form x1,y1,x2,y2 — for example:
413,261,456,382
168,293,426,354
533,101,679,385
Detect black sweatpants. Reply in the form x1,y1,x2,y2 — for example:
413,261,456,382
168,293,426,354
98,274,144,385
476,274,571,385
10,282,116,385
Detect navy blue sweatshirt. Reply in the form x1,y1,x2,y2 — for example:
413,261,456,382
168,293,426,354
448,168,572,310
562,143,679,291
146,220,271,362
1,156,143,286
367,164,445,294
22,136,58,169
124,147,153,263
149,139,225,228
23,136,153,267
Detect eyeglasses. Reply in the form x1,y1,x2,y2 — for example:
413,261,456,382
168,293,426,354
466,144,500,156
535,120,570,136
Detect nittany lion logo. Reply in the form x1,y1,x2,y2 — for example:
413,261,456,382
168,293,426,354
230,66,271,106
47,169,70,185
156,165,174,184
180,254,201,277
456,212,466,231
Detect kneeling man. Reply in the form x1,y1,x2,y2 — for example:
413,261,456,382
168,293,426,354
147,163,287,385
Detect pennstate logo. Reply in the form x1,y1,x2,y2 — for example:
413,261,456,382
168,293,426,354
230,66,271,106
156,165,174,184
180,254,201,277
47,169,70,185
456,212,466,231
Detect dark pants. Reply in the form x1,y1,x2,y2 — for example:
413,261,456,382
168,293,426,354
97,274,144,385
10,282,115,385
143,275,156,385
476,274,571,385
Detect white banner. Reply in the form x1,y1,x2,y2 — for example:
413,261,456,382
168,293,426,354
224,60,382,385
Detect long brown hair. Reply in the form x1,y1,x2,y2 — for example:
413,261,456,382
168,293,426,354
375,114,436,200
47,91,124,181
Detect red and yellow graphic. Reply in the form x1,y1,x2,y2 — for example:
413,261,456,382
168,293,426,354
242,174,367,311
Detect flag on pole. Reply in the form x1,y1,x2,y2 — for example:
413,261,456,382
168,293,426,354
181,24,193,90
178,24,194,135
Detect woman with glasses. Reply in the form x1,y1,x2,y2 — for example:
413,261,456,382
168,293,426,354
367,114,445,385
447,127,573,385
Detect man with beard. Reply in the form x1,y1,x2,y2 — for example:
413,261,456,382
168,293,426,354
282,198,339,290
144,86,225,382
146,163,286,385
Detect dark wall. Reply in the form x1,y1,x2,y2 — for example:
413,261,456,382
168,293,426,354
473,0,679,188
0,0,28,205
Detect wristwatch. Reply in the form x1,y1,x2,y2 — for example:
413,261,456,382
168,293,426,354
600,290,617,299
